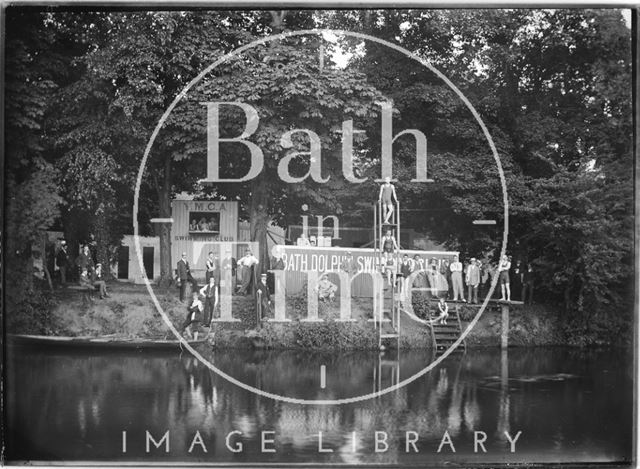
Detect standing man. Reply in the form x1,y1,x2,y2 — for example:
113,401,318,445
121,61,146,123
450,255,465,302
399,254,413,303
177,252,198,302
255,273,272,318
380,228,399,264
400,254,413,278
199,276,219,325
441,259,453,299
221,248,236,292
204,251,220,288
498,255,512,301
56,240,69,285
378,176,398,224
522,264,534,304
76,245,94,276
511,259,525,301
237,249,259,295
465,258,481,304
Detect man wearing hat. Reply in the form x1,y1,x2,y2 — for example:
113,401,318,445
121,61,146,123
255,273,272,318
92,262,109,299
317,273,338,302
465,257,481,304
56,240,70,285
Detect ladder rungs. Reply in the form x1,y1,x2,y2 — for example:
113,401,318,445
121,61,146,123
380,333,399,339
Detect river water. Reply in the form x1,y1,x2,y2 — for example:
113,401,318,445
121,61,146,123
5,345,633,465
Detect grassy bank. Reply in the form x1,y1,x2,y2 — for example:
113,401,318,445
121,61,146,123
8,282,564,348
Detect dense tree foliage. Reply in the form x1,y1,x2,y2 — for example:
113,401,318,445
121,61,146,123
5,9,65,303
4,8,633,344
323,9,633,344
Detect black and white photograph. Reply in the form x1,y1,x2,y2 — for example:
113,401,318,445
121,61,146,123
2,4,636,467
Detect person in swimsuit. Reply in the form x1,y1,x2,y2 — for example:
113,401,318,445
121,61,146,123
498,254,511,301
435,297,449,324
380,228,398,264
378,176,397,224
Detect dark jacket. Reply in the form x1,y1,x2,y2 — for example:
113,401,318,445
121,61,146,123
202,283,217,298
523,268,534,285
177,259,190,280
76,252,94,271
256,281,271,300
56,248,69,268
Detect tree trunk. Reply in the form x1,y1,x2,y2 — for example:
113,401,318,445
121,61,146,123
93,203,112,279
157,155,174,287
249,175,271,274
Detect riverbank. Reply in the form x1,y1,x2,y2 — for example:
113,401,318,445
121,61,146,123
8,282,565,349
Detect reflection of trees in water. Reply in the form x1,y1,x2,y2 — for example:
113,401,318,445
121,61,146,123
402,356,484,442
204,349,378,401
8,347,633,461
191,349,483,462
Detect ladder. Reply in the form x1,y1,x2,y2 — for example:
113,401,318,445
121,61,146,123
431,301,467,355
373,198,401,350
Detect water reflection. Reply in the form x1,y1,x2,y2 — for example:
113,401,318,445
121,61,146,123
6,346,632,465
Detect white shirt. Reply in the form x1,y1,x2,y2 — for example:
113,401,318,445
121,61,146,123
450,261,463,273
189,298,204,312
238,254,258,267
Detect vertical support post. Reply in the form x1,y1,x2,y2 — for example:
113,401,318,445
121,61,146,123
498,347,510,436
302,271,322,322
500,348,508,388
501,304,509,349
268,270,290,322
373,361,377,394
256,291,262,329
396,199,401,349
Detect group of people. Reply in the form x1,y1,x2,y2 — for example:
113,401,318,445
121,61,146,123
188,217,219,232
54,240,110,299
177,248,275,339
394,252,534,304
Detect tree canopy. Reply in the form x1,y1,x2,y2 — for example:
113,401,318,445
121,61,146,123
4,7,633,345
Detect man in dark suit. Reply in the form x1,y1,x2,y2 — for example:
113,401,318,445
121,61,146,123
56,240,70,285
177,252,198,302
76,244,94,277
255,273,271,318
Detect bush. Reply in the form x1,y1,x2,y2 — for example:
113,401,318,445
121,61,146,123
6,287,59,335
410,291,432,318
561,301,633,347
292,321,377,350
